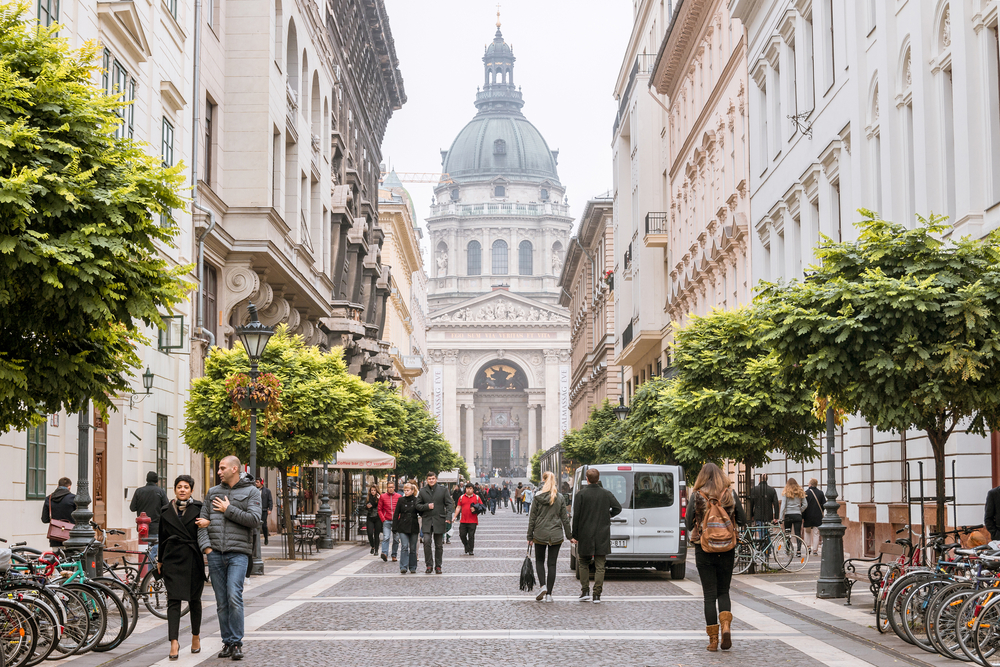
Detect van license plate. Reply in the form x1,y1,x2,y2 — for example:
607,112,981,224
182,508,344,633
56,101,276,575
611,539,628,548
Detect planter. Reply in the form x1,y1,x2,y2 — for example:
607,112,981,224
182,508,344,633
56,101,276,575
235,396,271,411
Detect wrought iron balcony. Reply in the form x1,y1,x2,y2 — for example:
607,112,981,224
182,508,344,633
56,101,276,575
644,212,669,249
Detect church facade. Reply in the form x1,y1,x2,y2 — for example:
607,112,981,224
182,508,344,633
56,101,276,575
426,22,572,477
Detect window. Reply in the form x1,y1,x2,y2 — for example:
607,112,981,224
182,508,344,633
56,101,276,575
494,185,506,198
37,0,58,26
450,188,459,201
202,264,218,343
803,12,816,110
467,240,482,275
493,139,506,155
26,423,47,500
492,239,508,275
634,472,674,509
540,188,549,200
204,101,215,185
167,0,177,20
518,240,532,275
103,49,136,140
823,0,836,90
156,415,168,490
161,118,174,167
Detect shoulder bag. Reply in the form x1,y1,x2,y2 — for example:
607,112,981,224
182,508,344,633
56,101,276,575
46,496,75,542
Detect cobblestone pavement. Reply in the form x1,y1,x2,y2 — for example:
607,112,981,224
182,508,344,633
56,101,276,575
70,508,965,667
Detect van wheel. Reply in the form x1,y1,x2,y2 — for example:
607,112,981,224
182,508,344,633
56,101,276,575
670,562,686,580
569,554,577,572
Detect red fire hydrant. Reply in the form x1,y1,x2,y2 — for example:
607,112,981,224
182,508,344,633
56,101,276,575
136,512,151,544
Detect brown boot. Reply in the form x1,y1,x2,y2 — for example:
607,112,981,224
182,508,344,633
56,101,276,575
719,611,733,650
706,624,719,652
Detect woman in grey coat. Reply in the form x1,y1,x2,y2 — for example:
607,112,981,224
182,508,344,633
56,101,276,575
527,471,572,602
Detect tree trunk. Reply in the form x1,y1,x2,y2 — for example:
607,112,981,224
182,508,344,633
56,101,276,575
927,430,948,535
280,468,295,560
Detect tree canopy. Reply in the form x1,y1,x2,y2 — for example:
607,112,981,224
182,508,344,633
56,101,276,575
760,212,1000,530
0,6,188,429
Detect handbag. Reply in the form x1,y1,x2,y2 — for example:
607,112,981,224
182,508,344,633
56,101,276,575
46,497,74,542
519,544,536,592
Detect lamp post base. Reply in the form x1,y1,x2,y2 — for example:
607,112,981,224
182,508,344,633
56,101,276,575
816,512,847,598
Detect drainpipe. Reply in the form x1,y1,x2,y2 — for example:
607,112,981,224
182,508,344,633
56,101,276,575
190,0,215,349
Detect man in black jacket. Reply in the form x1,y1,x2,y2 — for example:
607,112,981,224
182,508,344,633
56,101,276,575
256,480,273,545
571,468,623,604
41,477,76,547
416,471,454,574
747,474,780,524
985,485,1000,540
131,471,169,560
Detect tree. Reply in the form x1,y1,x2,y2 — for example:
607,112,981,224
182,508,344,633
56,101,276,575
760,212,1000,531
561,400,635,465
651,308,823,486
620,376,675,464
0,6,188,429
530,450,541,485
183,327,374,558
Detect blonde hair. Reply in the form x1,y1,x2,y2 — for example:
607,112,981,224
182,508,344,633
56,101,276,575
540,471,558,505
403,483,415,496
783,478,806,499
693,462,732,504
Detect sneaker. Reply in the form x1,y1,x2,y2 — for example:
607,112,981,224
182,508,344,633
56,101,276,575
400,569,407,574
409,569,417,574
425,567,433,574
230,645,244,661
381,553,387,562
435,566,442,574
218,645,233,659
535,591,547,602
592,595,602,604
578,592,591,602
545,593,554,603
468,551,474,556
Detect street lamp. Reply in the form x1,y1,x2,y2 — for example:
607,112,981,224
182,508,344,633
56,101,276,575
612,396,630,422
235,301,274,575
317,457,333,549
817,405,847,598
129,367,155,408
63,406,95,569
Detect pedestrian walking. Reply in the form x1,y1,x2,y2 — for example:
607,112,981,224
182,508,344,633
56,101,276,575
393,482,421,573
157,475,206,660
131,471,169,560
523,485,534,516
515,483,524,514
453,483,483,555
41,477,76,548
502,484,510,509
803,478,826,556
196,456,261,661
378,481,401,562
780,477,806,556
747,473,779,523
365,485,382,555
416,471,454,574
527,471,571,603
256,480,273,546
571,468,622,604
488,485,499,514
686,462,746,652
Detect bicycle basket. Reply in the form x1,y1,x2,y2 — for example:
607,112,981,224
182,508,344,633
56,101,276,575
0,548,11,573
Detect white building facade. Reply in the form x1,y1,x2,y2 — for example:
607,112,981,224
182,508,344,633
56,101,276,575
732,0,1000,555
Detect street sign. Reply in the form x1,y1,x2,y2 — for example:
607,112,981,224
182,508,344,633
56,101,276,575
287,466,299,477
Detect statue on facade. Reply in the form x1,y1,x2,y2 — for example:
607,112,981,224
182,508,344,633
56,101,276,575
436,251,448,277
551,252,562,275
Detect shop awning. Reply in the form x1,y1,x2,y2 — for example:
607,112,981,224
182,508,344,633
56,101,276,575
308,441,395,469
437,468,460,483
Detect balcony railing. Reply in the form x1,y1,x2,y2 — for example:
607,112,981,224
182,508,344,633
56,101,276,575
623,242,633,271
622,322,633,349
613,54,659,138
645,212,668,235
429,202,570,218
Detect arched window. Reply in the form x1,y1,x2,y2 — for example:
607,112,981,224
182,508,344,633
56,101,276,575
494,139,506,155
492,239,508,275
518,240,532,275
467,240,482,276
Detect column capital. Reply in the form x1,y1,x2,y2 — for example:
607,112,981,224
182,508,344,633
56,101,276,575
442,350,459,364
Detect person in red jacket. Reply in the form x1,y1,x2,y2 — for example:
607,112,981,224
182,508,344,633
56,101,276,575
453,483,483,556
377,481,401,562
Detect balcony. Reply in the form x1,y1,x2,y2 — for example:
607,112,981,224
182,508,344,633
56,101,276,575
623,242,633,272
644,212,669,249
612,54,659,139
621,321,633,349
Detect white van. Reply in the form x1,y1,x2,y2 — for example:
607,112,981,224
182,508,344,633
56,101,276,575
569,463,687,579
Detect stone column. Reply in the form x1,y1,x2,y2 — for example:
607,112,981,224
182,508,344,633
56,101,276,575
527,404,537,456
464,403,476,468
543,349,561,453
441,350,460,453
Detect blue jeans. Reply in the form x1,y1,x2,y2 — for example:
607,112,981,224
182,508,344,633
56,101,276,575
207,551,249,647
381,521,399,557
399,533,418,571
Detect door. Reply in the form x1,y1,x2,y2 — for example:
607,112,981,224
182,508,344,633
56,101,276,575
93,408,107,528
632,469,679,556
491,439,510,472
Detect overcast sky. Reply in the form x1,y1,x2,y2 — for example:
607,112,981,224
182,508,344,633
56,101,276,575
381,0,634,247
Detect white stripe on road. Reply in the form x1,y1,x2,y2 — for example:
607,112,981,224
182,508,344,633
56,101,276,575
337,572,579,578
306,595,702,602
289,549,374,598
244,629,790,641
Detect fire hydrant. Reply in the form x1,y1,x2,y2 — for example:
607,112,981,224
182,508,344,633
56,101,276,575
136,512,151,544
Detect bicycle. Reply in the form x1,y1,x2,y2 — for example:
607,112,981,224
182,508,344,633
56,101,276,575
734,523,809,573
94,522,177,620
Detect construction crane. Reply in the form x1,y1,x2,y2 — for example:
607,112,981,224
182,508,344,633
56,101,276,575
380,171,454,185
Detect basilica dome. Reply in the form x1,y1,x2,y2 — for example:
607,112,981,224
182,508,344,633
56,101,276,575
441,27,560,185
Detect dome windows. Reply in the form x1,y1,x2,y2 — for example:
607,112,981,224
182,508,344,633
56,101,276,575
492,239,508,275
494,139,506,155
518,240,533,275
494,185,506,198
467,241,482,276
450,188,460,201
540,188,549,201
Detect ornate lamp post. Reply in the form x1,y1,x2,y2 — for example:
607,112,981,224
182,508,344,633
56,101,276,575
317,457,333,549
817,405,848,598
64,407,95,569
235,302,274,575
612,396,630,422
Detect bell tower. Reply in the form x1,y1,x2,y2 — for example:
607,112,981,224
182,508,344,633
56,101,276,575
478,15,523,114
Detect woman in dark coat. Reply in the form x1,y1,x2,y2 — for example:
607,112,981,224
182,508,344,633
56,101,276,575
803,478,826,556
157,475,206,659
365,485,382,555
392,482,420,574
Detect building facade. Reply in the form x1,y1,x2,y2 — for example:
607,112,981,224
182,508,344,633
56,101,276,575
650,0,752,329
425,22,572,476
558,197,621,430
378,172,428,399
732,0,1000,555
0,0,198,547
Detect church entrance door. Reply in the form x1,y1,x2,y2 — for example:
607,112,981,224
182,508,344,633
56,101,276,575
491,439,511,473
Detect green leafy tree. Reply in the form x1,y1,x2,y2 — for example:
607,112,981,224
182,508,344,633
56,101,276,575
620,376,675,463
561,400,635,465
530,450,541,485
0,6,188,429
389,397,466,481
183,327,374,558
760,213,1000,531
366,381,407,463
652,308,823,484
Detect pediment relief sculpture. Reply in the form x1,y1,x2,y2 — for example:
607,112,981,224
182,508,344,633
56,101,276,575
432,298,567,323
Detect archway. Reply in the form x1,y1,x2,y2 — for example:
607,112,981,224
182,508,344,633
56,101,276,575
472,360,529,477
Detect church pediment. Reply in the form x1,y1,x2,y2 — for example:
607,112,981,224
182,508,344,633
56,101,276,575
430,291,568,325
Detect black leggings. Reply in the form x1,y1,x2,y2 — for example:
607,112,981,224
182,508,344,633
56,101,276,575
534,542,562,594
784,516,803,544
694,546,735,625
167,598,202,641
366,517,381,549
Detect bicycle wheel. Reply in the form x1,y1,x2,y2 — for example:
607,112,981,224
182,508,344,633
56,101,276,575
933,588,977,661
958,588,1000,664
92,577,138,638
769,532,794,570
734,540,754,575
139,570,187,619
874,566,901,634
61,584,106,655
902,578,949,651
975,594,1000,666
0,599,38,667
87,582,127,653
17,597,57,667
45,587,87,658
886,572,932,644
777,535,810,572
927,583,973,656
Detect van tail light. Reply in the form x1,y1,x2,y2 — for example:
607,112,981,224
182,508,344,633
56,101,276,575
680,485,688,520
680,528,686,539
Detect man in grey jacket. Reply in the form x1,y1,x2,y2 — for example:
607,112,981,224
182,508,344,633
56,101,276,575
196,456,260,660
416,471,454,574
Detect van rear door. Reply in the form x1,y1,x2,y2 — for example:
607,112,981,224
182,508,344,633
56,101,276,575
601,469,633,556
631,469,679,556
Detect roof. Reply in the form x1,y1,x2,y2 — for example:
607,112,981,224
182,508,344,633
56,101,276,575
443,114,560,184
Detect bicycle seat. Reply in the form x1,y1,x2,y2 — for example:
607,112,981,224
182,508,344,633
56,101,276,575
938,543,961,551
895,537,912,547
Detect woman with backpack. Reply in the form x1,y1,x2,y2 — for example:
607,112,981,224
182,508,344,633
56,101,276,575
780,478,807,557
686,462,746,652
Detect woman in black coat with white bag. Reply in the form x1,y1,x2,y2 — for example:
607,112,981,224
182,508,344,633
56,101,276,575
157,475,207,660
